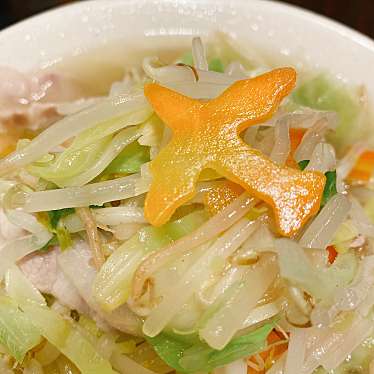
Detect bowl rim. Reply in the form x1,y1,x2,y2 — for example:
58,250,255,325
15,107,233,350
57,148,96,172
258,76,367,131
1,0,373,52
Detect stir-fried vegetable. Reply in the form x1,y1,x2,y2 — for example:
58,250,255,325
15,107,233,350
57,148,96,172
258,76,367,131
147,321,275,373
292,74,361,148
0,296,41,362
39,208,74,250
104,141,150,175
299,160,337,208
94,210,208,311
144,68,325,236
22,303,117,374
203,181,244,215
348,150,374,183
276,239,357,302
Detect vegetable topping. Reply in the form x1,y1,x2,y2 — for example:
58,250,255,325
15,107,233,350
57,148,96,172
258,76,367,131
143,68,326,236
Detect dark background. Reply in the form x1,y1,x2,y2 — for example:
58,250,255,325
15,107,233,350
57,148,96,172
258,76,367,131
0,0,373,39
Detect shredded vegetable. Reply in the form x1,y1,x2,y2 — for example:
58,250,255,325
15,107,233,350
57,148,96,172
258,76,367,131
147,321,275,373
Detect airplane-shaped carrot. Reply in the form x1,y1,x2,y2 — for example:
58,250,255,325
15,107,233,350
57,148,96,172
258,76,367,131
143,68,325,236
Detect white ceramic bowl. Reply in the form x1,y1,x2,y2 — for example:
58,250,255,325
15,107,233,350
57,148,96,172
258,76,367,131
0,0,374,102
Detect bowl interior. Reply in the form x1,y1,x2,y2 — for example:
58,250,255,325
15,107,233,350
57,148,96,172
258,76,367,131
0,0,374,103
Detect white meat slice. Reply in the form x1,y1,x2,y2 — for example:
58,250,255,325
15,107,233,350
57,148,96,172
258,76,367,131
0,67,86,155
19,247,88,314
58,240,143,335
19,242,142,335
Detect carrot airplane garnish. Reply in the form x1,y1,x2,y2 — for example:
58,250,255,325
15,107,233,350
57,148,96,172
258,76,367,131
203,181,244,215
143,68,326,236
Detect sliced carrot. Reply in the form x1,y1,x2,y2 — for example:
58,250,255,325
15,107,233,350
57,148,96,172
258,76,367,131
286,128,306,168
247,330,288,374
143,68,326,237
347,150,374,183
326,245,338,264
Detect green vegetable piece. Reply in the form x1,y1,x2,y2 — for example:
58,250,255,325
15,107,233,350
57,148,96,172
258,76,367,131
39,236,59,252
48,208,75,229
22,303,116,374
298,161,337,208
322,171,337,207
0,296,41,362
298,160,310,171
147,322,274,373
180,52,194,66
105,141,150,175
55,221,73,251
208,58,224,73
93,210,208,311
42,208,75,251
292,74,360,148
146,333,189,372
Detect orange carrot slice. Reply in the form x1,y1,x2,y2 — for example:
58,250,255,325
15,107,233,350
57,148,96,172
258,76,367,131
247,330,288,373
286,128,306,168
143,68,325,236
327,245,338,264
347,150,374,183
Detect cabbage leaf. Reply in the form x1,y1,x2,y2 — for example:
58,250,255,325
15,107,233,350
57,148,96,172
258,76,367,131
292,74,360,148
0,296,41,362
146,321,274,373
104,141,150,175
22,303,116,374
28,108,151,187
94,210,208,311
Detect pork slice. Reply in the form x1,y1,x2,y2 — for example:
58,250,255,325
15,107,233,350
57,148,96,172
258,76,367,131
19,247,88,314
0,66,87,156
19,248,58,294
58,240,143,335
